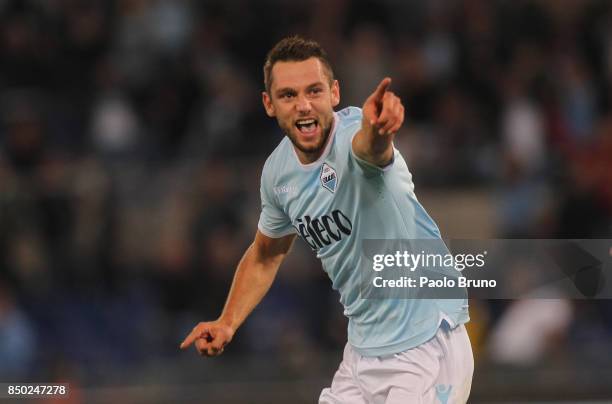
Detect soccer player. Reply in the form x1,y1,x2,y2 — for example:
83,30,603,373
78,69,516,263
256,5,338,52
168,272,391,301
180,36,474,403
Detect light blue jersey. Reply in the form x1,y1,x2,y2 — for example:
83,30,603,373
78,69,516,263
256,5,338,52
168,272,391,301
258,107,469,356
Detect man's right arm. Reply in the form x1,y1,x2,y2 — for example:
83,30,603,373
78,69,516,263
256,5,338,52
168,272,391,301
180,229,296,356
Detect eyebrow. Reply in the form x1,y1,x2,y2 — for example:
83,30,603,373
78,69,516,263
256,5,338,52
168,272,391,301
275,81,325,96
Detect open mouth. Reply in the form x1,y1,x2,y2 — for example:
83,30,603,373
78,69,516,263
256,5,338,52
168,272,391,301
295,118,319,135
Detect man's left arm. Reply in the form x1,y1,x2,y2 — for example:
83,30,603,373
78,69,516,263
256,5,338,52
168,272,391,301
351,77,405,167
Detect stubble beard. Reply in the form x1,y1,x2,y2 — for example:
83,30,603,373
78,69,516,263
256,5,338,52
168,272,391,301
281,115,333,157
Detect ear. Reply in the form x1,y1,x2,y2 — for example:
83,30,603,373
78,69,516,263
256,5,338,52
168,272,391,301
330,80,340,107
262,92,276,117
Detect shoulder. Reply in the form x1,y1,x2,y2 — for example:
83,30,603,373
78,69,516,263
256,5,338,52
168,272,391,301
333,106,363,147
336,106,362,129
261,137,292,183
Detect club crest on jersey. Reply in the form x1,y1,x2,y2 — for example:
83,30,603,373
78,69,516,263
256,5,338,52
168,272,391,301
320,163,338,193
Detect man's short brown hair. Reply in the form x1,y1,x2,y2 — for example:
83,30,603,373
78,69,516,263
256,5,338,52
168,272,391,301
263,35,334,94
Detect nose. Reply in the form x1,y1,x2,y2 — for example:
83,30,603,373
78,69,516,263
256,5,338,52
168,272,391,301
295,94,311,114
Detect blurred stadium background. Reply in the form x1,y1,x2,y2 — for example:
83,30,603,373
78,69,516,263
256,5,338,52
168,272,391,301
0,0,611,402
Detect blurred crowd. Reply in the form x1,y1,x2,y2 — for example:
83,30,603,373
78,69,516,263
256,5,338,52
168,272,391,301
1,0,612,385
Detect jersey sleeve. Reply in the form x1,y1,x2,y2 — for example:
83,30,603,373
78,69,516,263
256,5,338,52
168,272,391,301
257,160,296,238
338,106,396,177
349,137,396,176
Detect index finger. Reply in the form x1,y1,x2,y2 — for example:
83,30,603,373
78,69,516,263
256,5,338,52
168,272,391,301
371,77,392,102
180,328,204,349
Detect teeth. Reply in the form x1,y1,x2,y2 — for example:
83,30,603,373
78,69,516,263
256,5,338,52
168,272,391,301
296,119,315,125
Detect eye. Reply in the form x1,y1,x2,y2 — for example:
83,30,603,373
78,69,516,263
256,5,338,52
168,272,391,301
309,87,322,95
281,92,295,99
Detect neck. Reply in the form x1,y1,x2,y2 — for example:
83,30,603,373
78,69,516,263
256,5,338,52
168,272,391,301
295,148,323,164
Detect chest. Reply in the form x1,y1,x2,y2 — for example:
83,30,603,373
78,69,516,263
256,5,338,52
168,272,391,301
275,158,359,250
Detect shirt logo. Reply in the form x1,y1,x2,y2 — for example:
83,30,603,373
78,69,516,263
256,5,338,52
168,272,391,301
273,185,297,195
294,209,352,251
320,163,338,193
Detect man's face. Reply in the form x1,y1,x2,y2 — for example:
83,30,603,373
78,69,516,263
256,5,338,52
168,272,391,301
262,58,340,161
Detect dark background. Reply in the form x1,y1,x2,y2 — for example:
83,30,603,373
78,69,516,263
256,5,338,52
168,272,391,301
0,0,611,402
